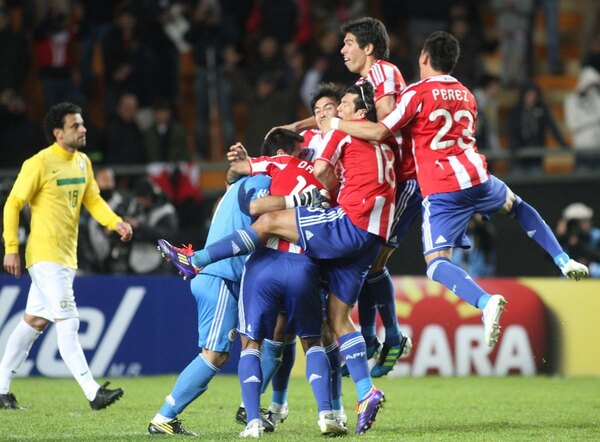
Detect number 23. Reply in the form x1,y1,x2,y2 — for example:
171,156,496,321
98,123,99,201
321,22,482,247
429,109,475,150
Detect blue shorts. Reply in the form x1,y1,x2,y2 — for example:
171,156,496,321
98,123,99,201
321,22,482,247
190,274,239,352
388,178,422,248
238,249,322,341
296,206,382,305
422,175,508,255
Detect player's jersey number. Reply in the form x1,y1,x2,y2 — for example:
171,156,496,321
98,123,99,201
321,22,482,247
428,109,475,150
374,143,396,187
290,176,317,194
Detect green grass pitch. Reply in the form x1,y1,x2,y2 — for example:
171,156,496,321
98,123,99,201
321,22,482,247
1,375,599,440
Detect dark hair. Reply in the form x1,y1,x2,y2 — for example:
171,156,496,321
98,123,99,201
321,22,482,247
422,31,460,74
44,102,82,142
261,128,304,156
310,82,344,111
344,82,376,122
341,17,390,60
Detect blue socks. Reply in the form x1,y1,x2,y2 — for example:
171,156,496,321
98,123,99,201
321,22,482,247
192,227,260,268
325,342,343,411
427,257,488,308
370,268,401,346
305,346,332,412
339,332,372,401
260,340,284,394
511,196,564,263
159,353,219,418
271,339,296,405
238,349,262,423
357,281,378,348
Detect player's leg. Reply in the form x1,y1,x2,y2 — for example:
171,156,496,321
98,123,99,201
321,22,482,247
423,193,506,347
321,320,346,425
499,182,589,279
267,335,296,425
0,310,44,409
150,275,236,435
238,337,265,438
190,209,300,269
27,262,121,408
300,337,347,436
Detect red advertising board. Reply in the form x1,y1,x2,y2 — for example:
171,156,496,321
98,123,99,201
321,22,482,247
352,277,548,376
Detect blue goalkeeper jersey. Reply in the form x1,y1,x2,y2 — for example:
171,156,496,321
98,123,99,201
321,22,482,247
199,175,271,282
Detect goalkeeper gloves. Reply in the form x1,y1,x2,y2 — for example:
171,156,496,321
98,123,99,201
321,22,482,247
284,188,331,209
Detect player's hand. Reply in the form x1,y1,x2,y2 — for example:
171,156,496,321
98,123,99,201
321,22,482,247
227,142,248,162
3,253,21,278
287,188,331,209
115,221,133,242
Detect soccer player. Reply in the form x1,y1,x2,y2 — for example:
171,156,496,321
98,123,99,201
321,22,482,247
226,132,346,438
1,102,132,410
322,31,590,348
159,82,393,434
281,18,416,376
148,149,273,435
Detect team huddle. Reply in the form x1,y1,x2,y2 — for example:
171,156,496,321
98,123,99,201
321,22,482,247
153,19,590,438
0,14,589,440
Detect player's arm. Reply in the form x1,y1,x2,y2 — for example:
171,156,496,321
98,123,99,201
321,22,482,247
375,94,396,121
249,195,286,216
225,142,250,185
250,189,331,216
266,116,317,138
314,158,339,193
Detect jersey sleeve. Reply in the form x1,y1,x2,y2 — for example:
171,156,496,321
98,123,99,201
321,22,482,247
316,130,349,168
380,89,420,134
242,174,271,213
248,155,291,177
3,158,43,253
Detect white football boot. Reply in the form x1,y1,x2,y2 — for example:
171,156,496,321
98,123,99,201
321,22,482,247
482,295,507,348
560,259,589,281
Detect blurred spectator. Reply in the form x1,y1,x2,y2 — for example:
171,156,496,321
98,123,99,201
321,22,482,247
143,98,190,163
580,0,600,57
582,33,600,78
102,5,159,115
311,0,367,31
0,5,31,94
103,92,146,165
33,8,79,109
473,74,503,154
450,17,484,89
123,178,179,274
508,82,567,173
564,66,600,170
0,90,46,169
78,0,120,100
230,68,302,156
185,0,237,159
78,167,131,274
300,26,354,110
451,214,497,277
535,0,562,74
405,0,451,68
556,203,600,278
133,0,180,104
245,0,299,45
491,0,535,87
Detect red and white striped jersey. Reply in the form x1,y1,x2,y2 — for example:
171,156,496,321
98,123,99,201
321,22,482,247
249,154,323,253
380,75,489,197
316,126,396,240
355,59,416,183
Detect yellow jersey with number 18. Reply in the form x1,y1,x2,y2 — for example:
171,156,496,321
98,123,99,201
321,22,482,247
2,143,122,269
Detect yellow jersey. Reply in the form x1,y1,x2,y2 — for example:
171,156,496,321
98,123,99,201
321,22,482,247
3,143,123,269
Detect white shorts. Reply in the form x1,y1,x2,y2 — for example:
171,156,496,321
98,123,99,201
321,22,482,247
26,262,78,321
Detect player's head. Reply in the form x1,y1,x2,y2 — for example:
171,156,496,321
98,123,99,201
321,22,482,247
338,82,376,122
420,31,460,76
45,102,86,150
311,83,343,129
340,17,389,75
261,128,304,156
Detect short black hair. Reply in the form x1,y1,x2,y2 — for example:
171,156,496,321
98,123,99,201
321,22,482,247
341,17,390,60
44,102,82,143
422,31,460,74
344,82,376,122
310,83,344,112
261,128,304,156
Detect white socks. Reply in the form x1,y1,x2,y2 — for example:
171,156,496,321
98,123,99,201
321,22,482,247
55,318,99,400
0,318,42,394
